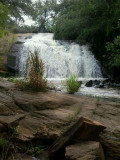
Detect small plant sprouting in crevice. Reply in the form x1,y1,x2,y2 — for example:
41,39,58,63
28,145,45,157
96,97,101,103
66,75,81,94
92,109,97,115
96,97,101,107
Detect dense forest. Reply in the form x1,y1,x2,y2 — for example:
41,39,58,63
0,0,120,80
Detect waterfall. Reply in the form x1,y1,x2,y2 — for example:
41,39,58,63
19,33,103,78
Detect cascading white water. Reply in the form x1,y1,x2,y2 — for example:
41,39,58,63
19,33,103,78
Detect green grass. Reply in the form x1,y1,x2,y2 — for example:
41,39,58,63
66,75,81,94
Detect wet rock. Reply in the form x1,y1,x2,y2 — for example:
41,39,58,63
16,41,25,44
65,141,105,160
85,80,93,87
93,80,100,86
25,36,32,39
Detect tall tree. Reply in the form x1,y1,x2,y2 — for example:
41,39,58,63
0,0,34,23
53,0,120,78
34,0,58,32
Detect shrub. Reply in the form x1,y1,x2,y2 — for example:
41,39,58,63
66,75,81,94
25,51,47,91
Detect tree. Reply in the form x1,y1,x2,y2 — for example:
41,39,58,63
0,0,34,23
53,0,120,78
0,2,8,29
105,35,120,78
34,0,58,32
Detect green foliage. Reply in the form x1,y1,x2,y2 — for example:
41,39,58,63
29,145,44,156
105,35,120,77
34,0,57,32
0,126,19,160
0,138,8,148
66,75,81,94
0,3,8,29
54,0,120,79
11,25,39,33
0,30,9,38
0,0,33,23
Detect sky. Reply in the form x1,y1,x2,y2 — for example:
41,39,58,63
22,16,35,26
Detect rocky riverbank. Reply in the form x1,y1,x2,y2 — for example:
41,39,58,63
0,78,119,160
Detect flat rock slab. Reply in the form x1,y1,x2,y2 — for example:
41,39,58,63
0,92,21,115
65,141,105,160
17,115,59,141
0,78,15,90
13,91,81,112
0,114,25,126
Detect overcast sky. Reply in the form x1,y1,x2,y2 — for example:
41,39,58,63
22,16,35,26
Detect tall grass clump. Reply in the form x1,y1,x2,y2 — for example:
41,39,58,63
66,75,81,94
15,51,47,91
25,51,47,91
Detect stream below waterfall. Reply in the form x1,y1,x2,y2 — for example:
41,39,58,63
13,33,120,99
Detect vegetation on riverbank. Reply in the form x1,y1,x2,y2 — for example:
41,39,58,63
9,52,47,92
53,0,120,80
0,33,15,54
66,75,81,94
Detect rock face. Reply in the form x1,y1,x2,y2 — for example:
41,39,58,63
65,141,105,160
0,79,119,159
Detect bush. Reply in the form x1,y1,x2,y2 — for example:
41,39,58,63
25,51,47,91
11,52,47,92
66,75,81,94
105,35,120,77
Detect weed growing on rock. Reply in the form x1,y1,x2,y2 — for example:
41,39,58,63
92,109,97,115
